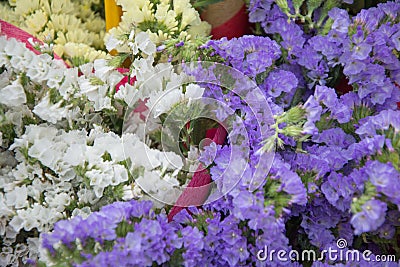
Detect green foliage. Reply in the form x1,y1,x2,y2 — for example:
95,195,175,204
191,0,225,11
350,181,377,214
264,178,292,216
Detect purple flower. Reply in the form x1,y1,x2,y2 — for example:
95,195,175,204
329,8,351,33
303,96,323,135
377,223,395,239
351,211,375,235
362,199,387,220
365,161,395,188
264,70,298,97
181,226,204,266
207,35,281,78
351,199,387,235
364,161,400,204
199,142,219,166
313,128,355,148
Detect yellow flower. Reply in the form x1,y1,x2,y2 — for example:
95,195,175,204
121,6,145,24
38,28,55,43
63,42,108,64
154,2,169,21
76,2,94,20
2,0,106,64
173,0,191,15
14,0,41,18
83,17,106,33
48,14,81,33
24,9,48,34
0,3,13,22
118,0,147,10
49,0,76,15
53,43,65,58
139,2,155,21
7,0,17,6
54,31,67,45
66,28,91,44
188,21,212,38
181,7,200,29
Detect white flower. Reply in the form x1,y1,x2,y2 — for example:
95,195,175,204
185,83,205,100
114,82,140,108
71,207,92,219
33,93,69,124
148,88,182,118
28,138,64,170
5,185,28,209
136,170,180,205
63,144,86,166
93,132,124,162
45,192,70,212
93,59,114,80
0,69,10,91
136,170,162,194
26,54,52,82
135,31,156,55
27,178,50,202
4,38,26,58
78,77,113,111
0,80,26,107
105,33,121,51
77,188,96,204
9,215,24,232
122,185,135,201
122,133,161,170
0,193,13,218
58,68,79,97
46,68,65,88
111,164,129,185
158,151,183,174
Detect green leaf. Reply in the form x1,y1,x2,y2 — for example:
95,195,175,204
276,0,290,14
317,0,340,27
292,0,305,14
192,0,224,9
107,53,130,68
306,0,324,16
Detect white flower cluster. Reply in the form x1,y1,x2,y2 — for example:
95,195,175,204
116,55,206,179
0,0,107,66
105,0,211,56
116,55,205,134
0,35,187,265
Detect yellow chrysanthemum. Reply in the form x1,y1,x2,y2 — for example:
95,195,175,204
0,3,12,22
48,14,82,33
173,0,191,15
63,42,108,66
38,28,55,43
188,21,212,38
49,0,76,15
1,0,106,65
13,0,41,18
83,17,106,33
24,9,48,34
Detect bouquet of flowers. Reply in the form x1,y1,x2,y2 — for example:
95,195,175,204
0,0,107,66
0,0,400,266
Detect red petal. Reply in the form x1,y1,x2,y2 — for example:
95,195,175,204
209,5,251,40
167,125,227,222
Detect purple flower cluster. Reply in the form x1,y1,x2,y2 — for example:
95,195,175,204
207,36,281,78
42,200,183,266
